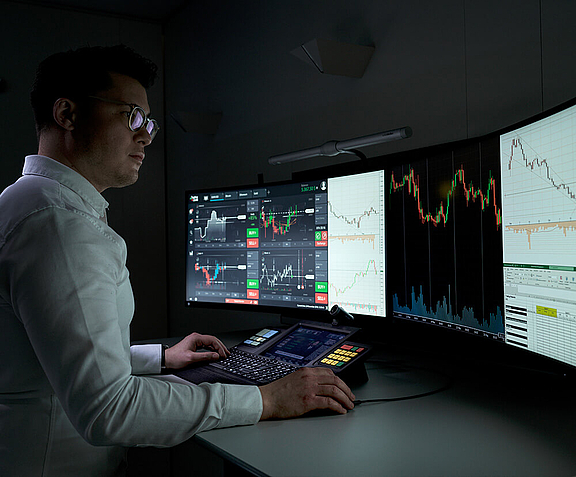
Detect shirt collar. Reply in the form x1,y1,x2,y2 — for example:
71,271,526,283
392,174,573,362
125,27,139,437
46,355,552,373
23,155,109,218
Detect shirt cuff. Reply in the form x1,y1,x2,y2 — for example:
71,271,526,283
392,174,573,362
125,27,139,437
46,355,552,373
216,384,263,428
130,344,162,375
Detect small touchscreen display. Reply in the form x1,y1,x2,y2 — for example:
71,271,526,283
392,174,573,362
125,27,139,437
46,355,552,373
263,325,349,366
243,328,279,347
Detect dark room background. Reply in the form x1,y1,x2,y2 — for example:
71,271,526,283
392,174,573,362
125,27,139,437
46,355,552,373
1,0,575,341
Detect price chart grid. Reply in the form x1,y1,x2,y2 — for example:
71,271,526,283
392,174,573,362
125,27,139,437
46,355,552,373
327,170,386,316
500,105,576,266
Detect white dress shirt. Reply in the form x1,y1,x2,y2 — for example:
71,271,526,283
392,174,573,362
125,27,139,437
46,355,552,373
0,155,263,476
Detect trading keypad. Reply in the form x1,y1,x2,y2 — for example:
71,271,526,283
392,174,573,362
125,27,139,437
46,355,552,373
321,344,366,368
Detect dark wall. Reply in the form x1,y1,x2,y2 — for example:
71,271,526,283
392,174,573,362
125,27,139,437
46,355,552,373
163,0,576,336
4,1,576,340
0,0,166,341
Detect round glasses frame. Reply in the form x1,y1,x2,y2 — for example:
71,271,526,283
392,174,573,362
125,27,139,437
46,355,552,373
87,95,160,142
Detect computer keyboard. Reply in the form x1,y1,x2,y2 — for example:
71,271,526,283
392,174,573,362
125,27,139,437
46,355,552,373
210,348,300,384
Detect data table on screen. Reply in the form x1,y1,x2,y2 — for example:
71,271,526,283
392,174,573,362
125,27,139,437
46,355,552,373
500,103,576,367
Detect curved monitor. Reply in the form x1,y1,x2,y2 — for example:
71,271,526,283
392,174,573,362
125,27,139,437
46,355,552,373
388,97,576,370
184,97,576,372
186,170,387,317
388,135,504,342
499,101,576,368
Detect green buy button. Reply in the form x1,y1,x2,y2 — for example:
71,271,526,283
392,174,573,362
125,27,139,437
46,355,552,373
315,282,328,292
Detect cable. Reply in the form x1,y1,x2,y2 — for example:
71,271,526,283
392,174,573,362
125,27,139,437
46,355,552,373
353,360,454,405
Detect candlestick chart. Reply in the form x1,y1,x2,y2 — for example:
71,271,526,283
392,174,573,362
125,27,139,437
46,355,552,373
259,195,316,242
389,138,504,338
191,251,247,291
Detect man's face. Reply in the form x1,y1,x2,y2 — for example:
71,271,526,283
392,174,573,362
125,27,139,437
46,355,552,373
72,72,152,192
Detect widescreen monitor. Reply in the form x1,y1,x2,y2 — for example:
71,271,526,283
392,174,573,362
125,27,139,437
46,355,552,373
185,97,576,372
185,170,386,318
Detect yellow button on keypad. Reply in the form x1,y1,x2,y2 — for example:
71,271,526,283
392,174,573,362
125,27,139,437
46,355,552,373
321,342,368,369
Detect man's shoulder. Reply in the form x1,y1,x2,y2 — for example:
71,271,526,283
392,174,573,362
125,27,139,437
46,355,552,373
0,175,124,252
0,176,63,242
1,174,65,215
1,175,91,239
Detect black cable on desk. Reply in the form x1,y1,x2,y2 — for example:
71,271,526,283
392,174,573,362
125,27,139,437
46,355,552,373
353,360,454,405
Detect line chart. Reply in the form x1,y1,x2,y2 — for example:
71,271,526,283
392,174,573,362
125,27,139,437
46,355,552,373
192,202,247,243
259,250,316,295
500,104,576,266
195,210,227,241
260,254,302,289
329,259,379,298
327,170,386,316
328,202,379,229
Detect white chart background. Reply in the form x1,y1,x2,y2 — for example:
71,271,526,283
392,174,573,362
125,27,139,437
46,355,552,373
500,104,576,266
327,170,386,316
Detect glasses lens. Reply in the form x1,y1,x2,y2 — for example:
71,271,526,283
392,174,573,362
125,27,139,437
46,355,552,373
130,108,146,130
147,120,159,140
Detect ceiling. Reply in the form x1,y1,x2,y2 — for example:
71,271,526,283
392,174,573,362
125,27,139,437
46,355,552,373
10,0,191,22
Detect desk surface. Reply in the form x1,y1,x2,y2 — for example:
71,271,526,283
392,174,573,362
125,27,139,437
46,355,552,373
183,331,576,477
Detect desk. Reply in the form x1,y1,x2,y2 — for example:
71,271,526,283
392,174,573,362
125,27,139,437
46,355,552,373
140,332,576,476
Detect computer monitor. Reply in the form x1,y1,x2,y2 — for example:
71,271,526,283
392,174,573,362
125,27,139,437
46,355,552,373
500,100,576,368
389,97,576,371
185,169,386,318
388,135,505,341
185,98,576,373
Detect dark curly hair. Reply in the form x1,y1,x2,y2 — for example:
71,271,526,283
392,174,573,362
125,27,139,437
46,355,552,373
30,45,158,136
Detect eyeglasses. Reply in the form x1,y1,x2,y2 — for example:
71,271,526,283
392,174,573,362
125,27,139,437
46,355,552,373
87,96,160,142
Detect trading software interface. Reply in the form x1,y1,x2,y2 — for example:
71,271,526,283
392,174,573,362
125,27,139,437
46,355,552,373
262,325,349,366
186,170,387,316
500,103,576,368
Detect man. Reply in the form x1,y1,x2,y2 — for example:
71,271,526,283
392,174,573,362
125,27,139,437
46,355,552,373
0,45,355,476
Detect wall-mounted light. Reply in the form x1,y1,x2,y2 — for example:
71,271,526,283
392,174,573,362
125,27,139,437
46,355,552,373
268,127,412,165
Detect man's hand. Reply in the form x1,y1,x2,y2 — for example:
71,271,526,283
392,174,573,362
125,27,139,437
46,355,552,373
259,367,355,420
164,332,230,369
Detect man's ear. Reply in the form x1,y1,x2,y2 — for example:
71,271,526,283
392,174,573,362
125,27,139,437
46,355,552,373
52,98,78,131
